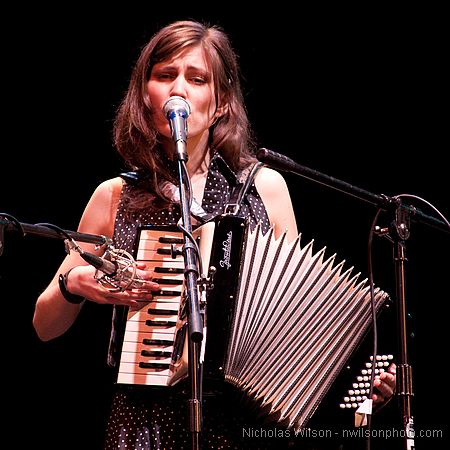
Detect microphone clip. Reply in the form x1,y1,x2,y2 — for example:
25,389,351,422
94,247,146,292
64,236,146,293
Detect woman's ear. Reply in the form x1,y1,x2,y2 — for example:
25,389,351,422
214,103,229,121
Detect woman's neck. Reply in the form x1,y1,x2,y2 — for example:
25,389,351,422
161,131,210,178
187,147,210,178
185,132,210,178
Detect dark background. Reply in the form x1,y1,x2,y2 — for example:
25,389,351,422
1,5,448,449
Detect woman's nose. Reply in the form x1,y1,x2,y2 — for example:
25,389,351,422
170,75,188,98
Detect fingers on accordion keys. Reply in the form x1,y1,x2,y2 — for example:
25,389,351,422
339,354,394,410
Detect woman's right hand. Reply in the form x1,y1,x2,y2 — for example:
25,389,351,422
65,262,159,307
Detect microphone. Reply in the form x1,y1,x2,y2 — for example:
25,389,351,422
163,96,191,160
80,249,146,292
256,147,332,186
256,148,300,173
81,251,117,276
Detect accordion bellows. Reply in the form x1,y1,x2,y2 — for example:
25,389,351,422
222,223,389,431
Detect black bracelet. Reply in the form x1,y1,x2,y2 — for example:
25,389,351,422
58,269,85,304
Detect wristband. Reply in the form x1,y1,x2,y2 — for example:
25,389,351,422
58,269,85,304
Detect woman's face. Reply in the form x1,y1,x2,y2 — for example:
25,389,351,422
147,45,219,145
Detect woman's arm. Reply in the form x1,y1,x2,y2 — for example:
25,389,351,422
32,178,124,341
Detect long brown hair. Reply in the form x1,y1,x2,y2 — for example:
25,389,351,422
113,20,256,211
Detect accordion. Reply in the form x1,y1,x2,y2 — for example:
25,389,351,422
114,215,390,431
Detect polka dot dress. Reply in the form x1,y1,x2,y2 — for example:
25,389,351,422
103,153,283,449
104,382,302,449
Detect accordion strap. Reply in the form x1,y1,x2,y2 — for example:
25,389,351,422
224,161,264,215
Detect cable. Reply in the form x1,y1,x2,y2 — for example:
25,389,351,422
178,159,205,279
0,213,25,236
177,221,204,279
393,194,450,230
364,208,383,450
180,160,194,210
34,222,85,256
34,222,73,240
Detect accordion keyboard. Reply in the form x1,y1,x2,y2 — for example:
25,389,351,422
116,228,187,386
116,223,214,387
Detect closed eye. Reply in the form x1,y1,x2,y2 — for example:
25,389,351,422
156,73,175,80
190,77,207,85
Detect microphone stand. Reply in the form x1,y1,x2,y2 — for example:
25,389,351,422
256,148,449,450
388,208,415,450
174,142,204,450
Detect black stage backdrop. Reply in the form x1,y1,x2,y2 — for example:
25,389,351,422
1,5,448,450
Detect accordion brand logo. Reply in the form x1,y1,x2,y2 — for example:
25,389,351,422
219,231,233,269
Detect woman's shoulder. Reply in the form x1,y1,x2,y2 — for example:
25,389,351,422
78,177,124,235
82,178,124,213
90,177,124,200
97,176,124,189
255,166,288,192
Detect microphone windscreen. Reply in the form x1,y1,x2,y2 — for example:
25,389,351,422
163,96,191,117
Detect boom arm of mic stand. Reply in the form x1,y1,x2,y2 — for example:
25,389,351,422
256,148,449,234
0,218,110,247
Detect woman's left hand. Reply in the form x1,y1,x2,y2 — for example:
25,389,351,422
373,363,396,406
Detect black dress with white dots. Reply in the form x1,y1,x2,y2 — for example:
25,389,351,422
102,153,299,449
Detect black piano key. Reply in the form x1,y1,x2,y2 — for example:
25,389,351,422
153,289,182,297
157,247,182,257
145,319,177,327
142,338,173,346
141,350,173,357
152,278,183,286
154,267,184,274
159,237,183,244
157,248,172,255
139,362,170,369
147,308,179,316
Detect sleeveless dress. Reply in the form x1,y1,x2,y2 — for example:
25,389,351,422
102,153,297,449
